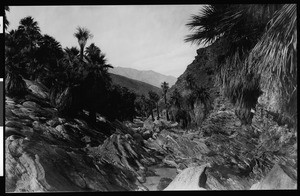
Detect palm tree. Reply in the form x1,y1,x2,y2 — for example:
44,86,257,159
85,43,113,87
170,88,182,109
5,71,28,98
74,26,93,61
18,16,42,48
185,74,196,90
161,81,170,121
135,94,150,118
34,34,64,88
5,28,30,97
193,87,212,119
85,43,101,63
185,4,230,46
185,4,284,124
83,43,113,122
64,47,79,63
14,16,43,80
185,74,198,110
148,91,160,121
185,4,282,50
248,4,297,126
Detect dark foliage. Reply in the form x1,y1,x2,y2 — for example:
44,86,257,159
148,90,161,120
5,16,139,125
185,4,292,125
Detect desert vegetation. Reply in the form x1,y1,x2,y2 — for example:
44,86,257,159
4,4,297,192
185,4,297,128
4,14,148,123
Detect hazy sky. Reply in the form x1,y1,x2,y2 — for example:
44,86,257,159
7,5,205,77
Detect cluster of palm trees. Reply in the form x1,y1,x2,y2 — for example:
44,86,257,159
133,82,170,122
4,10,137,123
185,74,212,120
4,8,173,123
185,4,297,127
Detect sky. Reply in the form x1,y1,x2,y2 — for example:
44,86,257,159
7,5,205,78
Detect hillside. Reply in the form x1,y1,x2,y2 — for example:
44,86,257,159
165,38,229,126
109,67,177,88
110,73,162,97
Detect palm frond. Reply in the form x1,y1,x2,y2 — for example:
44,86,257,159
248,4,297,123
161,81,169,94
185,4,229,45
74,26,93,40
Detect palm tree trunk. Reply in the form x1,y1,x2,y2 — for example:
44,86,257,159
164,94,169,121
150,108,154,121
166,111,169,121
80,45,84,61
156,103,160,120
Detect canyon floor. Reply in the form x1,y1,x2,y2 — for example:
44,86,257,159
5,80,297,192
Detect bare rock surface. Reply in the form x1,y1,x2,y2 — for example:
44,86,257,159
5,80,153,192
5,78,297,192
250,163,297,190
164,166,207,190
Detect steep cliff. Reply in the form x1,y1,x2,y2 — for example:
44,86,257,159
167,38,229,126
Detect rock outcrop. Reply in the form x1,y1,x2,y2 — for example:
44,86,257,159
5,80,158,192
250,163,297,190
164,166,207,190
166,38,229,127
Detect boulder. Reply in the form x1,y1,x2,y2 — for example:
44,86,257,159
143,119,154,131
46,119,60,127
157,177,173,190
142,130,152,140
133,133,144,146
133,119,144,128
164,166,207,190
250,163,297,190
25,80,49,100
81,136,91,143
5,138,137,192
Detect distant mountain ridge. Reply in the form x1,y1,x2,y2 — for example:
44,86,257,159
110,73,162,97
109,67,177,88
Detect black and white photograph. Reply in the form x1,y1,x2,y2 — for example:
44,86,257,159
3,4,297,192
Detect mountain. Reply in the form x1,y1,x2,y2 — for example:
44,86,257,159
109,67,177,88
110,73,162,97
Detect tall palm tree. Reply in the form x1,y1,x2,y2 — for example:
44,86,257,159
84,43,113,122
74,26,93,61
35,34,64,88
14,16,42,80
85,43,113,87
64,47,79,62
148,91,160,121
36,34,64,64
170,88,182,109
161,81,170,121
193,87,212,119
18,16,42,48
5,29,28,98
85,43,101,62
